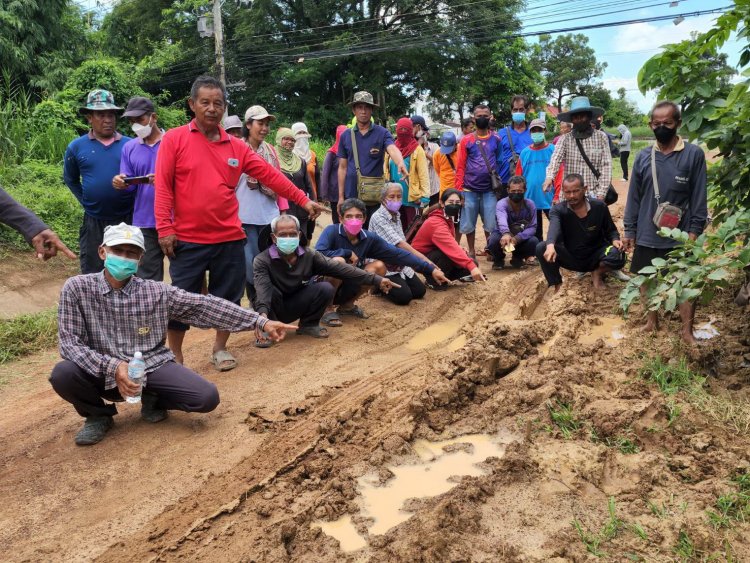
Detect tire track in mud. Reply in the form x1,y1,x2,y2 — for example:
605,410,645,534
97,269,551,562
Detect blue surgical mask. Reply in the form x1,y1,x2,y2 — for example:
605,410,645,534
512,112,526,124
104,253,139,281
531,132,545,144
275,236,300,255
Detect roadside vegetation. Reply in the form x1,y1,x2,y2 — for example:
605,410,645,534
0,309,57,368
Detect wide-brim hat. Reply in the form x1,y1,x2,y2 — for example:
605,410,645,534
349,91,379,108
557,96,604,122
79,89,122,114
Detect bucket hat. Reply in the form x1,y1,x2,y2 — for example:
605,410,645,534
349,91,379,108
557,96,604,122
79,89,122,114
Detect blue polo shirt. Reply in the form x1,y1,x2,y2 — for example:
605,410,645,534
497,125,533,183
337,124,394,199
315,223,434,275
64,131,134,220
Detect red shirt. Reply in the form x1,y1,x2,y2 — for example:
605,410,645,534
411,208,476,272
155,120,310,244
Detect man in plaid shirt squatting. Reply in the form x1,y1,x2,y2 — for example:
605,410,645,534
49,223,297,446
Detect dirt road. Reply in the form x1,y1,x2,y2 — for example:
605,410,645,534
2,179,749,561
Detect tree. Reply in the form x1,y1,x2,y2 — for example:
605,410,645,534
603,88,643,128
533,33,607,110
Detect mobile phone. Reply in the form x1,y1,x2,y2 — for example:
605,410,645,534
123,176,151,185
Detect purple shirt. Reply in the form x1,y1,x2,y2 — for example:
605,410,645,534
120,136,162,228
494,197,537,241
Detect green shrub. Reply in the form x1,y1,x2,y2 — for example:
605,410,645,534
0,160,82,251
0,308,57,365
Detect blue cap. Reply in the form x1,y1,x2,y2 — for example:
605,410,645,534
410,115,429,131
439,131,457,154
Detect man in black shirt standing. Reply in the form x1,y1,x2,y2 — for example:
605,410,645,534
536,174,625,291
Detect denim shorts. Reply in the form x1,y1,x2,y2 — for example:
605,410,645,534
459,190,497,234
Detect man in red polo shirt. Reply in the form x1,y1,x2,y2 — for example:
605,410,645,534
155,75,324,371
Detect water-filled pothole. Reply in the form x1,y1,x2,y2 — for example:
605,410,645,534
313,432,514,552
406,322,461,350
579,317,625,347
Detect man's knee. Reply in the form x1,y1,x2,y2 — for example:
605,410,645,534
388,284,412,306
365,260,387,276
314,281,336,302
195,381,220,413
49,360,80,392
535,240,547,259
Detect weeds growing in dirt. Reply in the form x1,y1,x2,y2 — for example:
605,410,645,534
630,522,648,541
572,497,624,557
546,399,582,439
666,399,682,427
590,428,641,454
639,356,705,395
673,530,697,560
706,470,750,529
0,308,57,366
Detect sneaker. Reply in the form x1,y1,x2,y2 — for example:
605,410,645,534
611,269,632,282
141,391,168,423
492,262,505,271
75,416,114,446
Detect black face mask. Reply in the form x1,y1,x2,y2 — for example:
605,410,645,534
475,116,490,130
653,125,677,145
508,193,524,202
573,121,591,133
444,203,461,223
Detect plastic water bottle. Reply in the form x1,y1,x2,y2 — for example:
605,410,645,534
127,351,145,404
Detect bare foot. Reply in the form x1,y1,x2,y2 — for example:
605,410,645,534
681,330,699,346
639,321,658,334
592,272,606,290
553,284,562,293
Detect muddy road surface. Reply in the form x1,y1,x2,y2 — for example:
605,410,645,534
2,179,750,561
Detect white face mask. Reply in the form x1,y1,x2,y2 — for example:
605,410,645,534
131,117,153,139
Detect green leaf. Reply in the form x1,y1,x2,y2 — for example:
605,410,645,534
637,266,657,275
707,268,730,281
651,258,668,267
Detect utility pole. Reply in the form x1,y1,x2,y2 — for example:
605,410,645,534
212,0,226,86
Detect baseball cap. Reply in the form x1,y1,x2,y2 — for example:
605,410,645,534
122,96,155,117
439,131,457,154
245,105,276,122
223,115,243,131
101,223,145,251
79,89,122,114
410,115,429,131
529,118,547,130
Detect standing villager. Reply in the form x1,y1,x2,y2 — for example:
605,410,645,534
64,89,133,274
237,105,289,308
617,124,632,181
154,76,323,371
543,96,613,202
320,125,347,224
112,96,166,281
292,121,320,240
385,117,430,231
622,101,708,345
276,127,314,239
497,94,533,199
337,91,408,227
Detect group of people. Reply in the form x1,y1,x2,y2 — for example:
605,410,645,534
0,75,707,446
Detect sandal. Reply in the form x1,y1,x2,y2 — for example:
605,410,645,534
475,248,488,256
321,311,343,327
211,350,237,372
338,305,369,319
254,332,273,348
296,326,330,339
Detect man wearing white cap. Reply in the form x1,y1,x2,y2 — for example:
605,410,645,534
49,223,297,446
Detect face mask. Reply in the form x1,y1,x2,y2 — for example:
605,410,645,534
104,252,139,281
653,125,677,145
384,199,402,213
573,121,590,133
474,116,490,130
343,218,364,236
275,236,300,255
444,203,461,223
509,193,524,202
131,118,152,139
415,131,425,139
531,132,545,144
512,112,526,124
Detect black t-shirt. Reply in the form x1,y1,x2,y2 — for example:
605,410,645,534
546,199,620,256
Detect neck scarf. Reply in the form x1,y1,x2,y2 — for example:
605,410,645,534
292,122,313,161
394,117,418,158
276,127,302,173
328,125,348,155
245,140,279,199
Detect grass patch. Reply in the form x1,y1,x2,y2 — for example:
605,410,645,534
572,497,624,557
706,470,750,529
0,308,58,364
673,530,697,560
639,356,705,395
546,399,582,439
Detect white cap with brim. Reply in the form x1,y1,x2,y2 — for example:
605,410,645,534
101,223,145,251
245,105,276,122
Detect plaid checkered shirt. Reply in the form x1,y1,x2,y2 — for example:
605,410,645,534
545,130,612,200
58,272,268,390
368,205,415,278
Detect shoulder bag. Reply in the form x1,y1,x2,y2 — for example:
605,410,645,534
650,146,684,229
476,136,503,197
505,126,520,170
350,128,385,204
574,136,618,205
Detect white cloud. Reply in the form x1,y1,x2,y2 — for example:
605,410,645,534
611,14,718,52
602,77,657,112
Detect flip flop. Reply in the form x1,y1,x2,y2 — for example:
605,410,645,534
211,350,237,372
321,311,343,327
296,326,330,338
476,248,489,256
338,305,369,318
254,332,273,348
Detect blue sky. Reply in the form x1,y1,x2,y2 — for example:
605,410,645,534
521,0,739,111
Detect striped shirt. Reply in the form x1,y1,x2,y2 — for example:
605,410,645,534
545,130,612,199
58,272,268,390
